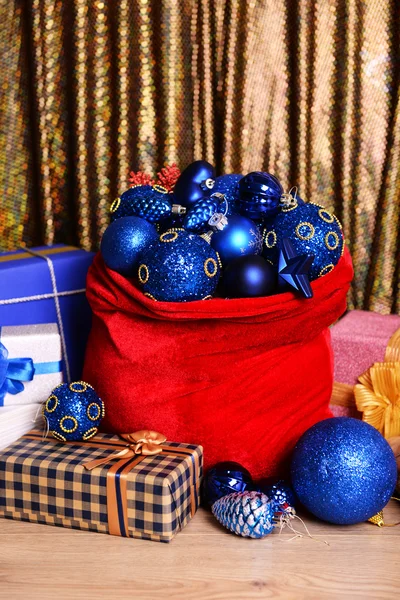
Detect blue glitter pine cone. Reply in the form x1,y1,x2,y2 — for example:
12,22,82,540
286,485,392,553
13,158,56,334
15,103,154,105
212,491,275,538
263,201,344,280
183,194,225,234
138,229,221,302
43,382,105,442
110,185,173,224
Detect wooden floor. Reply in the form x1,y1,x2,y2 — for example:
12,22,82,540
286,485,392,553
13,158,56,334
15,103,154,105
0,503,399,600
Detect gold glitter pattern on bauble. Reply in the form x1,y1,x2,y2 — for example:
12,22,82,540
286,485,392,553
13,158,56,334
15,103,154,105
60,416,78,433
160,231,179,243
265,231,277,248
87,402,101,421
318,209,335,224
138,264,149,284
110,198,121,213
51,431,67,442
202,295,213,300
83,427,98,440
45,395,58,413
295,222,315,241
69,381,90,393
144,292,157,301
325,231,340,251
152,185,168,194
204,257,218,278
319,264,335,277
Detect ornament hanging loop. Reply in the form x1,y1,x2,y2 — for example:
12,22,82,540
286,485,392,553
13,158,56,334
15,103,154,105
280,186,299,208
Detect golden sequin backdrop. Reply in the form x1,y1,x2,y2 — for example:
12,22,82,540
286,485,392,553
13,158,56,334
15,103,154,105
0,0,399,313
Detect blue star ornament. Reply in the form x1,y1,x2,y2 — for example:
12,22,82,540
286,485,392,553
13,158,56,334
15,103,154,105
278,238,314,298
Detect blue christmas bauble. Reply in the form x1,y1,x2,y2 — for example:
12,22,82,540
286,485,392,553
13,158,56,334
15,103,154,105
255,479,297,510
212,491,275,538
173,160,216,209
183,194,225,234
43,382,105,442
213,174,242,216
110,185,172,224
202,461,253,507
100,216,159,276
210,215,263,266
138,229,221,302
263,201,344,280
223,255,276,298
291,417,397,525
238,171,283,220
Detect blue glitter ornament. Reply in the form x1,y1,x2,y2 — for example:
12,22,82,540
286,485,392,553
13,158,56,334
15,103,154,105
110,185,181,224
291,417,397,525
138,229,221,302
183,193,226,234
213,174,242,216
210,215,263,266
263,200,344,280
202,461,253,507
223,255,276,298
238,171,283,220
256,479,297,511
100,216,159,276
212,491,275,538
173,160,216,209
43,382,105,442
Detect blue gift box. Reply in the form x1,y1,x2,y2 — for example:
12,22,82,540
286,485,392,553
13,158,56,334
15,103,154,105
0,245,95,382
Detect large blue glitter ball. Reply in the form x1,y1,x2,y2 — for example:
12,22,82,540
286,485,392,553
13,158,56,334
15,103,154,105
291,417,397,525
210,215,263,266
238,171,283,220
110,185,172,224
223,255,276,298
43,382,105,442
263,201,344,280
100,216,159,276
174,160,216,209
138,229,221,302
202,461,253,507
213,174,242,216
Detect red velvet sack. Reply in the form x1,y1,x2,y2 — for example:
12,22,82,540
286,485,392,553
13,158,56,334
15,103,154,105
83,248,353,479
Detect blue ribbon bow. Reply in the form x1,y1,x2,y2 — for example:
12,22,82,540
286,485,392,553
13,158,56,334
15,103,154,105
0,341,63,407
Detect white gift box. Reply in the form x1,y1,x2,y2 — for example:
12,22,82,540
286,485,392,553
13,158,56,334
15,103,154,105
0,324,63,406
0,404,42,450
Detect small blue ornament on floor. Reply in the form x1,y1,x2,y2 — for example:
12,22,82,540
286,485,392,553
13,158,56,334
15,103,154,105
138,229,221,301
110,185,177,224
173,160,216,209
213,174,242,216
43,382,105,442
210,215,263,266
255,479,297,510
223,255,276,298
202,461,253,507
212,491,275,538
291,417,397,525
100,216,159,276
238,171,283,220
263,199,344,280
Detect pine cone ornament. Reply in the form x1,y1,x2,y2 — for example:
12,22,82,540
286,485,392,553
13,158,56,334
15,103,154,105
211,491,275,538
110,185,173,224
183,193,226,233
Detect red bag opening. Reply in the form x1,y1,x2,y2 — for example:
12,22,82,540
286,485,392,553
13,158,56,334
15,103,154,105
83,248,353,479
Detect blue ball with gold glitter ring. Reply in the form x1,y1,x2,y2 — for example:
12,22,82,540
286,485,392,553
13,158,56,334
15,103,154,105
138,229,221,302
263,201,344,280
43,382,105,442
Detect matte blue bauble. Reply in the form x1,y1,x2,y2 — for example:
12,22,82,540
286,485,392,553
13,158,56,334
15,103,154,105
110,185,172,224
100,216,159,276
263,201,344,280
210,215,263,266
291,417,397,525
173,160,216,209
138,229,221,302
256,479,297,510
43,382,105,442
223,255,276,298
238,171,283,220
213,174,242,216
212,491,275,538
202,461,253,507
183,194,224,233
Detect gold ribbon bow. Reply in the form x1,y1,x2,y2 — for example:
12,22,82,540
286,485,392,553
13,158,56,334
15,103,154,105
354,328,400,439
84,430,167,471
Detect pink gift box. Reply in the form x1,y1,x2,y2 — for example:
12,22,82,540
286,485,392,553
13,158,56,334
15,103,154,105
330,310,400,417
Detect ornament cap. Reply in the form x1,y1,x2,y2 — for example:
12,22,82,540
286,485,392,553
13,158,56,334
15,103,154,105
171,204,187,215
208,213,228,231
200,178,215,191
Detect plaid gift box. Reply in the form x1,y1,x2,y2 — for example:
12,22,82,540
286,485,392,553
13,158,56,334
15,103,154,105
0,430,203,542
